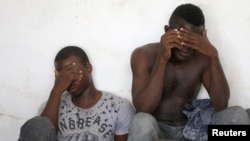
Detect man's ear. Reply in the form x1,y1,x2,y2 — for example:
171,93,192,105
164,25,170,32
202,29,207,37
54,70,59,77
86,63,92,73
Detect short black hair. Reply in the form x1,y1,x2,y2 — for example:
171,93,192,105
169,3,205,26
54,46,90,66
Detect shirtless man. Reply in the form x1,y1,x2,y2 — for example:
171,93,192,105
128,3,250,141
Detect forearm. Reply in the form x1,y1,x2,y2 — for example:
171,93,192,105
209,55,230,110
40,89,62,129
133,57,167,113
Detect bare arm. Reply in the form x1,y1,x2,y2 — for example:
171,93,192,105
40,87,63,129
205,54,230,110
40,63,82,129
131,48,167,113
179,28,229,110
131,29,181,113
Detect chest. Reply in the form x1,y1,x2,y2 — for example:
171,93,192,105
57,98,120,141
163,62,204,95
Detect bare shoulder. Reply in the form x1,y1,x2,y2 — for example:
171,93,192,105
130,43,159,73
131,42,159,61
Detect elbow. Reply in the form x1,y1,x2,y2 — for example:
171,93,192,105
214,99,229,111
213,90,230,111
135,108,153,113
215,104,228,111
133,102,155,113
132,93,157,113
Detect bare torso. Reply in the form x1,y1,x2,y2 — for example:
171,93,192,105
145,43,209,125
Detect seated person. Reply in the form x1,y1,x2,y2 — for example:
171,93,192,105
18,46,135,141
128,3,250,141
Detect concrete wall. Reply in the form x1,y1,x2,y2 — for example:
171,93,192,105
0,0,250,140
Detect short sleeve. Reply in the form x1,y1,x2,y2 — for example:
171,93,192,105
115,98,135,135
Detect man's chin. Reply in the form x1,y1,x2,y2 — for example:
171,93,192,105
173,52,192,62
67,89,82,97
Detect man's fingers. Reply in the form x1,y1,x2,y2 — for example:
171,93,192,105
65,62,76,71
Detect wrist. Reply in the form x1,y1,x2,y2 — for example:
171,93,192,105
158,54,169,64
51,87,64,96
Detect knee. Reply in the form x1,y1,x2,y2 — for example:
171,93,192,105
229,106,246,113
129,112,160,136
18,116,56,141
130,112,157,127
212,106,250,124
226,106,248,117
227,106,250,124
30,116,53,126
246,108,250,118
20,116,55,131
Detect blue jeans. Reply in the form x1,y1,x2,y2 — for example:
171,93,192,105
127,106,250,141
18,116,57,141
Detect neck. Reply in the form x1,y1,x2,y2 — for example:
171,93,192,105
72,85,101,109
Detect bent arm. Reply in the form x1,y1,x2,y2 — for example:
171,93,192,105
131,47,168,113
40,86,64,129
203,53,230,111
180,28,230,111
40,63,77,129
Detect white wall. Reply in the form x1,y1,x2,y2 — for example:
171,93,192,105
0,0,250,140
